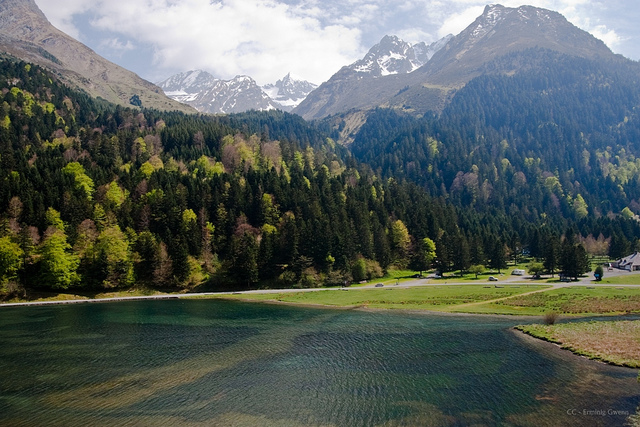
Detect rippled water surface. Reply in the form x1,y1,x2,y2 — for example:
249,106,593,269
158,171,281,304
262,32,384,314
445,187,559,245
0,299,638,426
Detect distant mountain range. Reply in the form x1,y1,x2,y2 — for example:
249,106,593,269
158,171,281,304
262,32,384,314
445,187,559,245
157,34,450,115
0,0,630,125
0,0,194,112
157,71,278,114
157,71,317,114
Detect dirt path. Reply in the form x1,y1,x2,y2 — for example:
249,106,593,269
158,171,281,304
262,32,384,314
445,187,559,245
447,283,565,311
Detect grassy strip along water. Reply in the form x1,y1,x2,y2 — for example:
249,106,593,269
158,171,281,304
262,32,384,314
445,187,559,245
515,321,640,368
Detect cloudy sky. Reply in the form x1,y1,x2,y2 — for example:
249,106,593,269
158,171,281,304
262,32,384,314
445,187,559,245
33,0,639,86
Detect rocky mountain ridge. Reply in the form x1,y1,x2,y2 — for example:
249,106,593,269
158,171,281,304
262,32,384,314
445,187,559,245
348,35,452,77
158,71,317,114
262,73,318,110
157,71,279,114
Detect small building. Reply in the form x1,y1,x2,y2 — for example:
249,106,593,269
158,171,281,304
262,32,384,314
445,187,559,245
614,252,640,271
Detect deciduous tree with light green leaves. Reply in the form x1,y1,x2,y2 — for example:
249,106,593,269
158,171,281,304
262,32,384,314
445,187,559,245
89,225,134,289
38,229,80,290
104,181,128,209
468,264,485,279
390,219,411,267
527,262,545,278
62,162,94,200
0,236,23,286
572,194,588,219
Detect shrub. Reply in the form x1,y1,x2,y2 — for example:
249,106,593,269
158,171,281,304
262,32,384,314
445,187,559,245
543,312,558,325
594,265,604,281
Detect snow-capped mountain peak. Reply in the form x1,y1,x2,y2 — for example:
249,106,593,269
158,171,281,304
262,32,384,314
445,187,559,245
347,34,452,77
157,72,278,114
157,71,317,114
262,73,318,110
467,4,557,41
158,70,219,101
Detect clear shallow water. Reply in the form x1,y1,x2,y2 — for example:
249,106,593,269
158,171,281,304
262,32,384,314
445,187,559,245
0,300,638,426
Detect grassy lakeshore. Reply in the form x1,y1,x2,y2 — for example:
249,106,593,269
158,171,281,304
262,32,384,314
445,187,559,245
216,284,552,311
515,321,640,368
212,284,640,316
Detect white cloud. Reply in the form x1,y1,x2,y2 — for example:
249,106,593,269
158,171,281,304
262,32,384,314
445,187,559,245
587,25,622,50
36,0,363,85
395,28,436,45
99,38,136,53
437,5,484,38
32,0,640,85
34,0,92,39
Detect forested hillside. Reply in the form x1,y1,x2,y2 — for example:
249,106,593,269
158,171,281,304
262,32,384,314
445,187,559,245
2,58,640,298
348,49,640,244
0,59,463,296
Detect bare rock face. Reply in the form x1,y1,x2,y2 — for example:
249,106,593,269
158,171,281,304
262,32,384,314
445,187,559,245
0,0,194,112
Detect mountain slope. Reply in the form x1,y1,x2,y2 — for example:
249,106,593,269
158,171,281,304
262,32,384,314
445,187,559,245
0,0,193,112
295,4,619,120
293,34,451,120
348,48,640,222
412,4,614,86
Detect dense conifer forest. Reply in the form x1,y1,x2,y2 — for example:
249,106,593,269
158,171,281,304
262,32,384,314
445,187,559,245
1,57,639,297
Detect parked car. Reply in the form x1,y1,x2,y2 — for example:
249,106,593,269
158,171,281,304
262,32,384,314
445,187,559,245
488,276,498,281
375,283,384,287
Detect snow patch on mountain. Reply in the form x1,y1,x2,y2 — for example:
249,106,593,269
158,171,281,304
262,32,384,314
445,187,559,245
158,71,317,114
261,73,318,110
347,34,452,77
157,71,278,114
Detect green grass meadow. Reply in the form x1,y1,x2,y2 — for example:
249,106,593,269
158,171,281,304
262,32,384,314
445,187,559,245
457,286,640,316
221,285,550,311
221,284,640,316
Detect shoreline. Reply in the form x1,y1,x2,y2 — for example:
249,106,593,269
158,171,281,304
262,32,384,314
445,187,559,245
0,292,546,320
508,328,633,369
213,295,549,320
3,285,640,318
514,322,640,369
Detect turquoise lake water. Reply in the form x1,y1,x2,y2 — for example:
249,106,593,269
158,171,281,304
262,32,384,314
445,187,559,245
0,299,638,426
